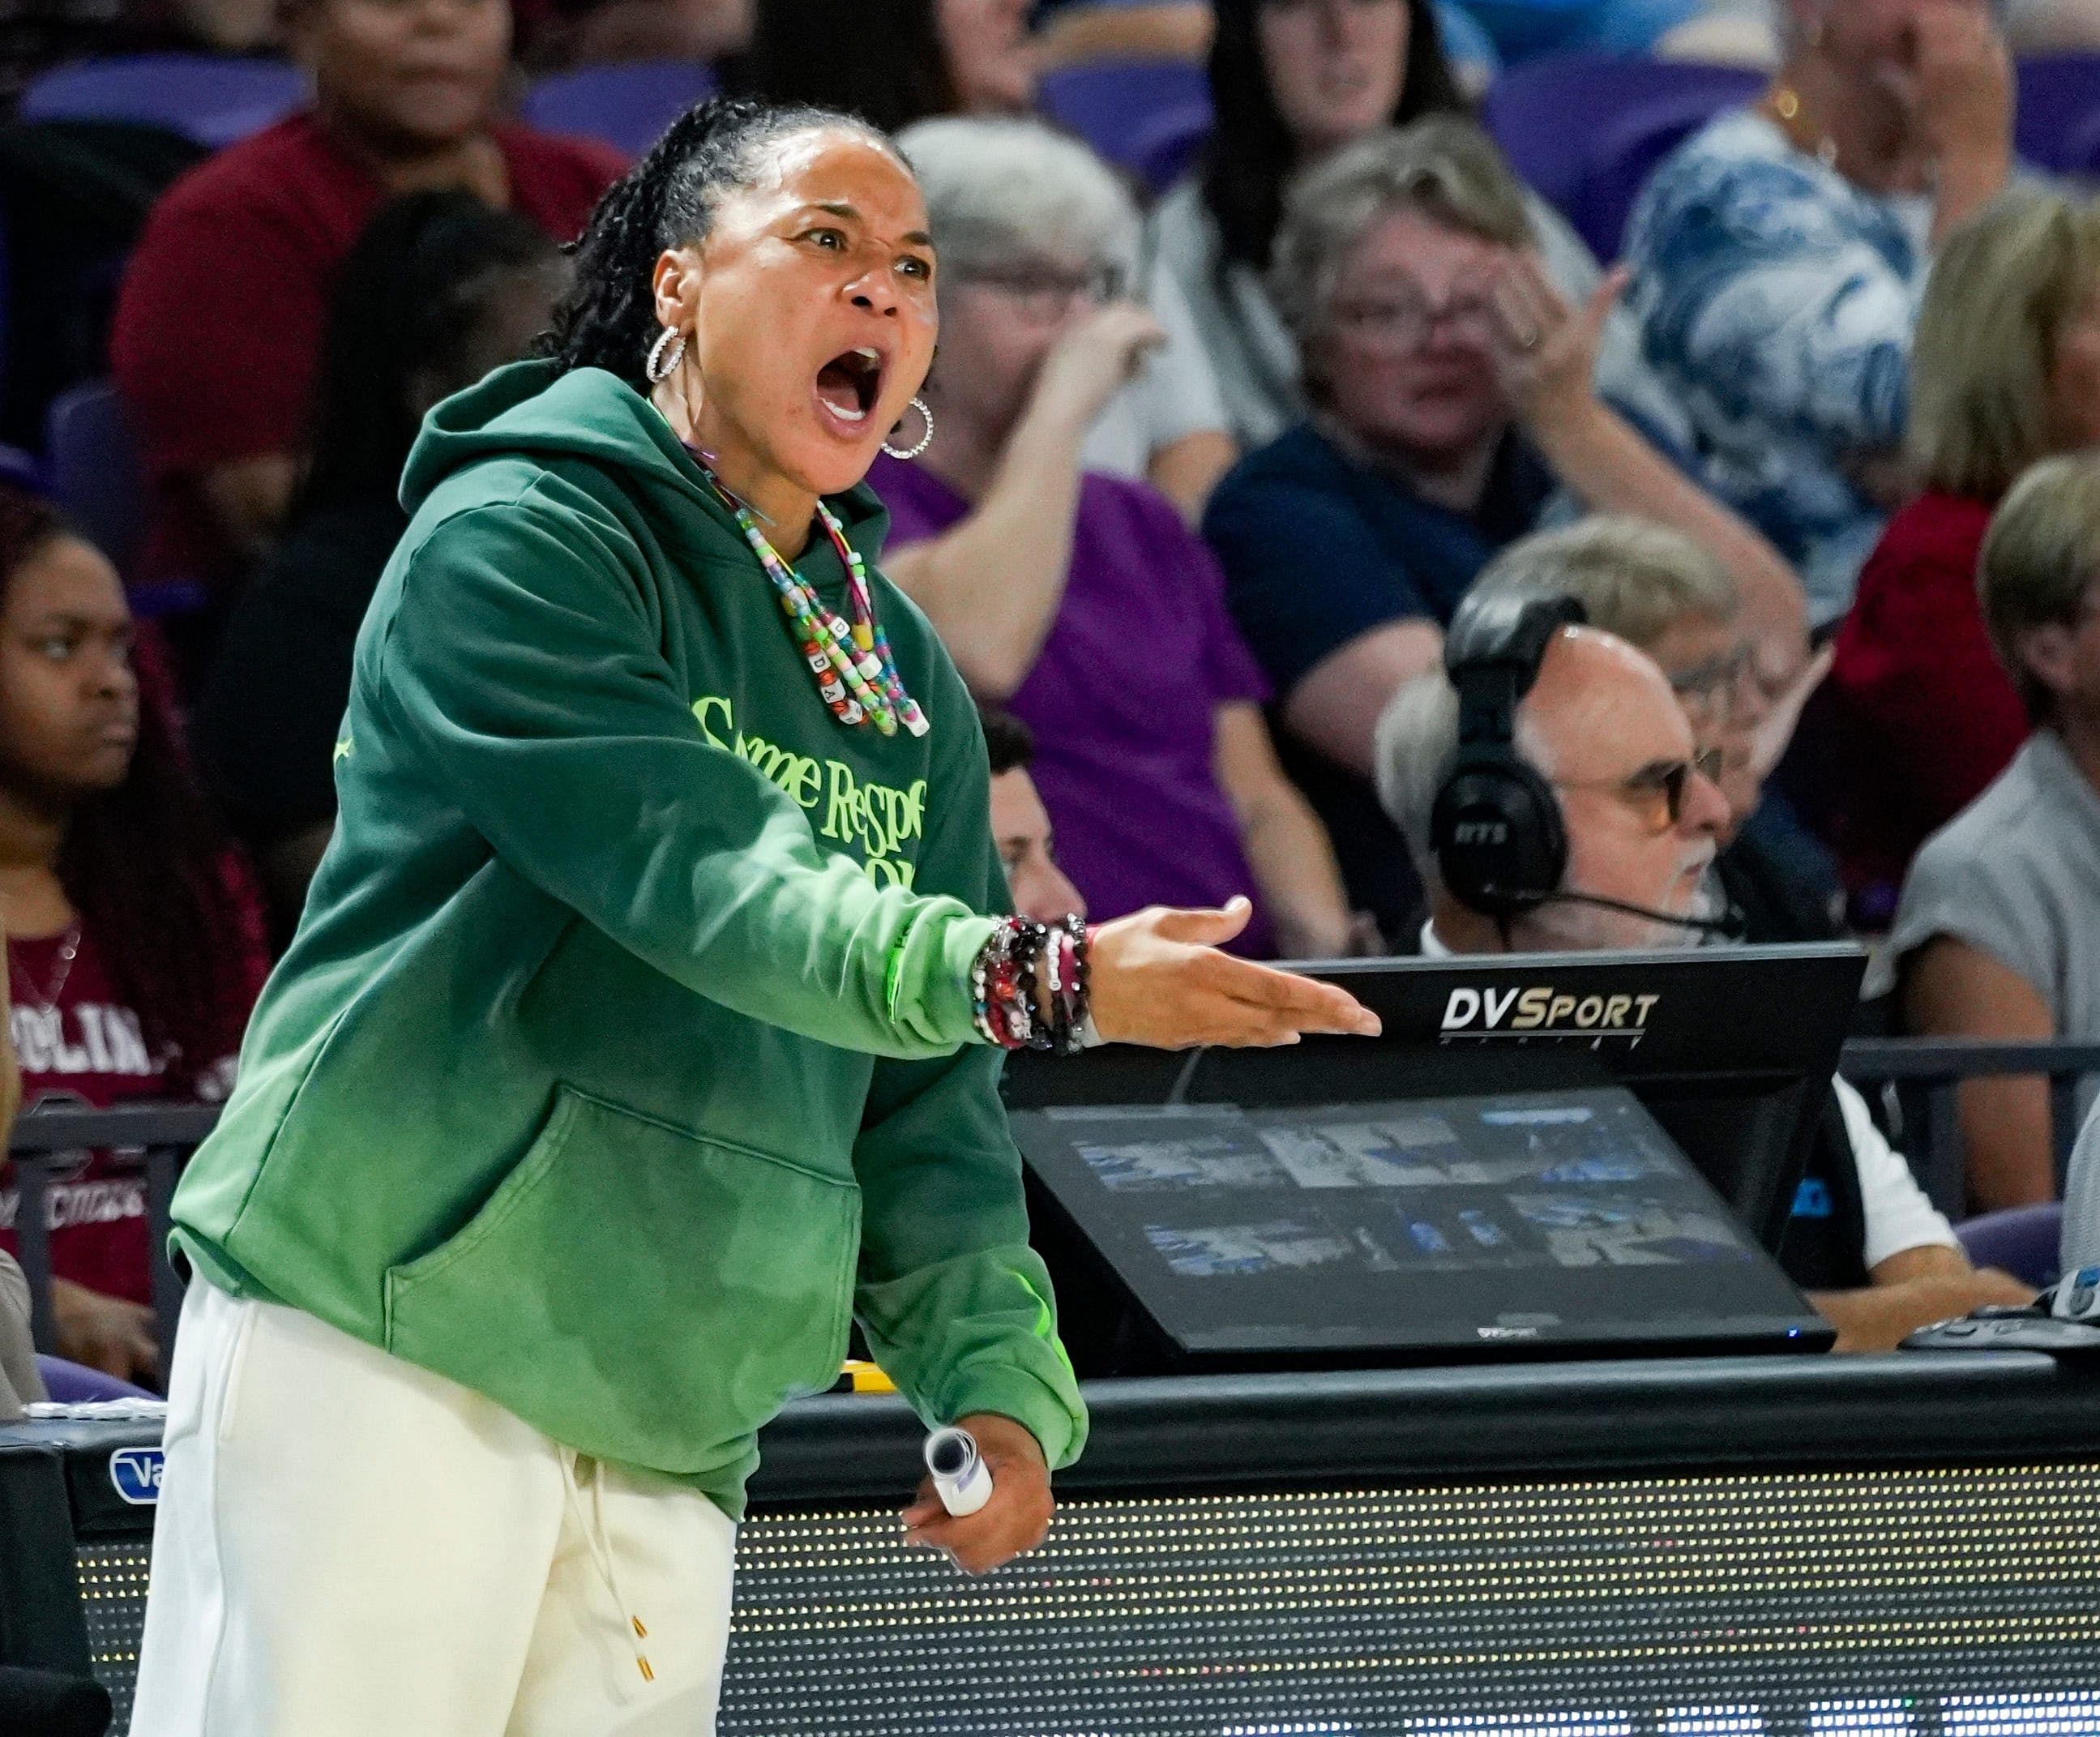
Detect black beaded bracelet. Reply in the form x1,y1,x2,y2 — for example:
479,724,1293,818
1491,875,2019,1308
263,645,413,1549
969,914,1092,1055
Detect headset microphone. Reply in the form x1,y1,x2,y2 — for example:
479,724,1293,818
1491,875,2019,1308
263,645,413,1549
1482,885,1747,942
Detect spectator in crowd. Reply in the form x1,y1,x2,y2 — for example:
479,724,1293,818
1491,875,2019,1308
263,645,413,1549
981,706,1088,924
739,0,1036,131
740,0,1237,517
1202,119,1806,939
1465,518,1843,942
108,0,624,594
0,486,269,1383
876,116,1362,958
1624,0,2015,625
1829,188,2100,914
1878,456,2100,1213
1373,605,2031,1346
1146,0,1687,460
194,193,564,935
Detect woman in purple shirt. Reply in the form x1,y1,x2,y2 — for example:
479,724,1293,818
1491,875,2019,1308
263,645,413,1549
874,114,1364,957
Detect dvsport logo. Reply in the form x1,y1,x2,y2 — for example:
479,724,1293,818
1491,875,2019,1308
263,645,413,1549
1439,984,1661,1047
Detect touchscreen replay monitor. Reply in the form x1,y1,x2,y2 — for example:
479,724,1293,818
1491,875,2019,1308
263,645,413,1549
1015,1085,1833,1363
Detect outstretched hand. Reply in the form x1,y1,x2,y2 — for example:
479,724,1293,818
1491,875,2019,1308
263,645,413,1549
901,1413,1054,1575
1088,896,1382,1050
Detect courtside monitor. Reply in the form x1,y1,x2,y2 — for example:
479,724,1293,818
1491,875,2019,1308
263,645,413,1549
1012,1085,1833,1365
1008,943,1868,1253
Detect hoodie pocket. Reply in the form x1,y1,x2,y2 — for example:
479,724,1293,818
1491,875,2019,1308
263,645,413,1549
382,1085,859,1476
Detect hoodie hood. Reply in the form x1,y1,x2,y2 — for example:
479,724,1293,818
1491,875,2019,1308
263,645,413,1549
400,359,894,575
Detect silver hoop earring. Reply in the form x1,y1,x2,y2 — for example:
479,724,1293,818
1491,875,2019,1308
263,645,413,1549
645,327,686,384
882,396,934,461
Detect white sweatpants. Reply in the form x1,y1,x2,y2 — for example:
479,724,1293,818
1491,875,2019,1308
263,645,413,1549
130,1281,738,1737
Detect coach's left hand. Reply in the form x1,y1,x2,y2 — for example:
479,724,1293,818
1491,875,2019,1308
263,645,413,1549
900,1413,1054,1574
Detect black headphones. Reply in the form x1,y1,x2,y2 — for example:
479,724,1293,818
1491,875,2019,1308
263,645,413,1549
1429,591,1586,919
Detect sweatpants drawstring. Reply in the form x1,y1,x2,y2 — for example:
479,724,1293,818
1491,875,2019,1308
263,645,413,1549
560,1447,654,1688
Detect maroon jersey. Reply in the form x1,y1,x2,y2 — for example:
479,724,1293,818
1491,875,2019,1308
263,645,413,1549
1,926,239,1305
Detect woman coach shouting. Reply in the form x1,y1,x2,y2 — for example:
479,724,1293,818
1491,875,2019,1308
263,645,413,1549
131,96,1379,1737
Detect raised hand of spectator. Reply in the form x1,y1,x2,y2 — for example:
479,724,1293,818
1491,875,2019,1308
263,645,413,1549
1911,0,2013,165
53,1277,159,1384
1913,0,2013,238
1029,301,1167,437
1492,253,1625,438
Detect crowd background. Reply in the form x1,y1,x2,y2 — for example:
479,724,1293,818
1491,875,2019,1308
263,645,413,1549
2,0,2099,1383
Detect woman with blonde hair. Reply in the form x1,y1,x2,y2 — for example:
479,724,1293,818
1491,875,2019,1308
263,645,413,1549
1828,186,2100,915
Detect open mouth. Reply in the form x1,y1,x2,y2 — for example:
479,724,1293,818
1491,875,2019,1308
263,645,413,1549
815,345,884,427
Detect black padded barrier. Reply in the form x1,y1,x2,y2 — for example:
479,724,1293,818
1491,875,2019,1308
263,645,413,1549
10,1324,2100,1735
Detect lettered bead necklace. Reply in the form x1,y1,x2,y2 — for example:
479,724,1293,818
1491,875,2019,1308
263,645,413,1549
695,460,928,739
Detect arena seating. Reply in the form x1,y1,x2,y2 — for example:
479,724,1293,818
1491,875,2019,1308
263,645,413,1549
515,58,720,160
17,54,304,150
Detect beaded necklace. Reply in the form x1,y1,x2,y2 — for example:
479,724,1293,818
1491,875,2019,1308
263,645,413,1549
693,460,928,739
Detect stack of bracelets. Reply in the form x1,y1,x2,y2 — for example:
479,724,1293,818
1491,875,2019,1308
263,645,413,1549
971,915,1093,1055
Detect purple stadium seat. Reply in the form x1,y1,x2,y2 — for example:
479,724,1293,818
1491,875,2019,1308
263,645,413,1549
34,1354,156,1404
519,60,717,161
43,381,203,616
1482,53,1760,260
46,379,142,577
2014,53,2100,179
1037,58,1210,179
19,54,305,150
1954,1202,2064,1292
1129,100,1211,195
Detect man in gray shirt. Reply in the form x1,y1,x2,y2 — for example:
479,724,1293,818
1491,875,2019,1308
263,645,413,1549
1880,456,2100,1217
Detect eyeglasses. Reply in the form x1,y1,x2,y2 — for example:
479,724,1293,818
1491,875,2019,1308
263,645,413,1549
1555,747,1726,832
1329,276,1502,351
1669,642,1756,727
960,262,1126,322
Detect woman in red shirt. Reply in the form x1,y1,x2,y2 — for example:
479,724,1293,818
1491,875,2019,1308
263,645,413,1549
1830,187,2100,918
0,486,267,1382
109,0,624,591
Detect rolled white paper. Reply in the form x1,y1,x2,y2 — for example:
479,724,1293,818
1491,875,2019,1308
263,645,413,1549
923,1426,993,1517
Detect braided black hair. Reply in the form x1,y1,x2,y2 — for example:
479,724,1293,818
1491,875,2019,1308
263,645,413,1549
542,95,893,389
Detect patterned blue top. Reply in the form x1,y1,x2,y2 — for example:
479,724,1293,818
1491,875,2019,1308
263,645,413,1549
1624,109,1933,624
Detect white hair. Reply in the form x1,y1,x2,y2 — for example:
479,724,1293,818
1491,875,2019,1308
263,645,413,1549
897,116,1141,284
1372,668,1554,888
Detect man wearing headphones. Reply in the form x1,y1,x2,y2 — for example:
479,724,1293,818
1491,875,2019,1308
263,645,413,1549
1374,589,2029,1350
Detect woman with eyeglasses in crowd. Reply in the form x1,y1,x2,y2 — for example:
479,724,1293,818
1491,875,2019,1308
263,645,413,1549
1148,0,1687,460
1200,118,1807,940
875,115,1368,958
735,0,1239,517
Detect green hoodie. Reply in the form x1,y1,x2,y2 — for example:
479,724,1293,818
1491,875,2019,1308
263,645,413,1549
171,362,1086,1516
